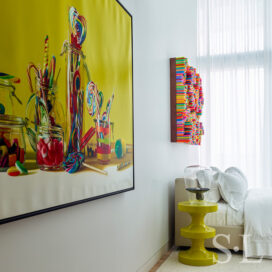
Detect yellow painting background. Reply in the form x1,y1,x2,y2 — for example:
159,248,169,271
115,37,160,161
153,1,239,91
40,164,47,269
0,0,133,149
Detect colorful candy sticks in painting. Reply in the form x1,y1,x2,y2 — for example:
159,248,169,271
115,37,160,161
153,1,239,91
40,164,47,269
26,35,63,170
80,127,95,150
48,56,56,88
104,92,114,122
26,35,59,122
43,35,49,83
65,6,88,157
27,36,57,93
85,81,115,164
63,6,95,174
171,57,204,145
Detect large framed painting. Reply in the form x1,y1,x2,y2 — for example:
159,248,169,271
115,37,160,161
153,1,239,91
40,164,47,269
0,0,134,224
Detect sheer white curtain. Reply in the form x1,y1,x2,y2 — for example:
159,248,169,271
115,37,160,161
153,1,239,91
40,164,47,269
197,0,272,188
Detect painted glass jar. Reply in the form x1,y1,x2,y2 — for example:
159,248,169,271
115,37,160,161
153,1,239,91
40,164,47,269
0,115,26,172
0,78,21,116
63,44,87,156
25,78,65,153
36,125,64,170
95,119,111,164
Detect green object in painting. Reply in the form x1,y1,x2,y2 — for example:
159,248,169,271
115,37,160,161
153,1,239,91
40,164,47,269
98,91,103,109
15,160,28,174
26,127,37,152
0,103,5,114
39,98,49,126
98,137,110,145
0,73,22,106
0,72,20,83
115,138,126,159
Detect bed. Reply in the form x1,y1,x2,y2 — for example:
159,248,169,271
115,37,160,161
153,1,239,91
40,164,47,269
175,178,244,250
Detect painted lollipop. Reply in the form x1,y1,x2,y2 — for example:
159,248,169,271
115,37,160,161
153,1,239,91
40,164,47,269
101,111,107,121
63,152,84,173
86,81,96,116
69,7,78,32
86,81,101,118
76,15,87,45
69,7,87,47
63,152,107,175
79,81,101,152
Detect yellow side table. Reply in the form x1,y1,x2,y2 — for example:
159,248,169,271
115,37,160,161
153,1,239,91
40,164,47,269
178,200,218,266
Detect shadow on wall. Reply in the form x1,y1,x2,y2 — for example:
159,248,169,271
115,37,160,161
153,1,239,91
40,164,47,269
168,180,175,245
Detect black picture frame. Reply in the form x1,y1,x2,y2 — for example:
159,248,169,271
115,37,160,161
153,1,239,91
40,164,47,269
0,0,134,225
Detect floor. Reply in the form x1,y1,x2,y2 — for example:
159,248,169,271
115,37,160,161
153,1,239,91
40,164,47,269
150,248,272,272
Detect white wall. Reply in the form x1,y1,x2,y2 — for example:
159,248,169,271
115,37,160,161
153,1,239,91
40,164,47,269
0,1,198,271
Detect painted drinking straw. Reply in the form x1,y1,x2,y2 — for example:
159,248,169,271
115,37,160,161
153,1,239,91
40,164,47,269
65,6,88,158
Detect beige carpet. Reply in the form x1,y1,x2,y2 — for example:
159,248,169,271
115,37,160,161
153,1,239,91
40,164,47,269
156,250,272,272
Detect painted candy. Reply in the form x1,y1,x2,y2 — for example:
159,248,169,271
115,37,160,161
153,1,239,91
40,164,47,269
8,154,17,167
115,139,126,159
63,152,84,173
80,127,95,150
0,103,5,114
0,134,24,171
7,166,20,176
15,160,28,174
37,138,64,168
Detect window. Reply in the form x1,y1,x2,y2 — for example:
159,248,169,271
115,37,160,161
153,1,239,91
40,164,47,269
197,0,272,188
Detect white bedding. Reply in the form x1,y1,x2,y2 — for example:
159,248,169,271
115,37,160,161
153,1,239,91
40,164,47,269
205,201,244,227
244,188,272,258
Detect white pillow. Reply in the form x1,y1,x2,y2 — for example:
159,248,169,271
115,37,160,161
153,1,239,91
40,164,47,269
196,169,221,202
225,167,248,188
214,167,247,211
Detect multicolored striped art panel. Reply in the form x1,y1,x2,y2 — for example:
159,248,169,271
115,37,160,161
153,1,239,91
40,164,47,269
170,57,204,145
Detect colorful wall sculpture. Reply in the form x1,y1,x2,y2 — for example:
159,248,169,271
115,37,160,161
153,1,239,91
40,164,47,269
170,57,204,145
